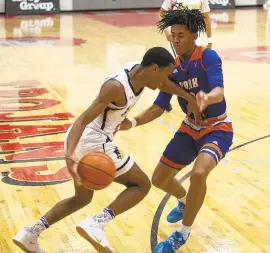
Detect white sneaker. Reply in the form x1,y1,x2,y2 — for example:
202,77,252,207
13,227,45,253
76,216,114,253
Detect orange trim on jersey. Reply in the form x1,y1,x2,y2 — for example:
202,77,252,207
161,155,186,170
200,56,206,71
175,56,180,67
179,122,233,140
200,143,223,159
190,46,207,61
174,46,206,70
188,114,228,127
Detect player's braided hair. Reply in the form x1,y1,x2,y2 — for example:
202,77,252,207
157,5,206,34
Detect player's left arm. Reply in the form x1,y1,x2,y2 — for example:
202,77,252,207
196,49,224,112
159,78,194,102
159,79,201,124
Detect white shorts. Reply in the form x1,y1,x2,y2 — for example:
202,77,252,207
64,125,134,178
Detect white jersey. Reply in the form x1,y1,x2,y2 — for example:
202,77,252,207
88,62,144,139
161,0,210,13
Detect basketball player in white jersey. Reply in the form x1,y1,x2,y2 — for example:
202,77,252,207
13,47,200,253
159,0,212,59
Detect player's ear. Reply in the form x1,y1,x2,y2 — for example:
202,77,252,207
150,64,159,73
193,33,198,41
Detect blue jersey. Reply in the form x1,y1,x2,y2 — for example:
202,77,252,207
154,46,226,119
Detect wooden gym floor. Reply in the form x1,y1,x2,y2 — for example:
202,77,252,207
0,7,270,253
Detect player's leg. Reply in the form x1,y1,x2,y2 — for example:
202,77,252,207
44,183,94,226
183,130,233,227
76,144,150,253
13,126,96,253
92,144,151,220
151,130,197,223
108,161,151,216
154,130,233,253
13,181,94,253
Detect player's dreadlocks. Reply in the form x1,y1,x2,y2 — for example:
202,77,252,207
157,5,206,35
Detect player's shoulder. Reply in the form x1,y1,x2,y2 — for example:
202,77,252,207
98,79,125,102
200,47,222,67
202,47,220,58
103,78,124,92
189,46,220,61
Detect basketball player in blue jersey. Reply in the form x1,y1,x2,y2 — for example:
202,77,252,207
12,47,200,253
121,7,234,253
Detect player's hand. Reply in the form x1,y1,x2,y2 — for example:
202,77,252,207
196,91,209,113
119,118,132,131
65,154,81,185
187,99,202,125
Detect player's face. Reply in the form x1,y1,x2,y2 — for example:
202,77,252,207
171,24,198,56
147,63,175,90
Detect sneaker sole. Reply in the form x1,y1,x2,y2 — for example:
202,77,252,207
12,238,36,253
76,226,114,253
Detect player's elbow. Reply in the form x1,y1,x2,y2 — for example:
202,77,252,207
217,87,224,102
209,87,224,104
75,114,89,129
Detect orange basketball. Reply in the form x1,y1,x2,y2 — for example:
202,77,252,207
78,152,116,190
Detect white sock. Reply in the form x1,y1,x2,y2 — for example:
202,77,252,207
94,208,115,228
178,194,187,205
177,223,191,240
29,219,47,236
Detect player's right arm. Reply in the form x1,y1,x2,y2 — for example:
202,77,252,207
65,80,123,183
159,0,173,41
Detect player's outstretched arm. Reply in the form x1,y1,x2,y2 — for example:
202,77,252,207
160,80,201,124
65,80,123,182
135,104,164,126
159,79,194,103
120,104,164,131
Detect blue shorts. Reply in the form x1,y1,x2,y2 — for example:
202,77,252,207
161,119,233,170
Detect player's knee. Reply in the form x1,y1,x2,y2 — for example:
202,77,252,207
124,174,151,194
141,177,151,194
190,169,208,185
137,175,151,194
151,173,167,190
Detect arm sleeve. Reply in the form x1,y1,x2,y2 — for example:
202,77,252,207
161,0,174,10
202,49,224,88
200,0,210,13
153,91,173,110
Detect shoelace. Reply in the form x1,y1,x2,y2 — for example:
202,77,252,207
168,233,184,250
27,227,43,240
91,218,105,230
177,200,186,210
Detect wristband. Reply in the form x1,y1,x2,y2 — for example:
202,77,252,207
130,118,137,128
208,37,213,43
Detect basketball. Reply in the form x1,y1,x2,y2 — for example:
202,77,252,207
78,152,116,190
